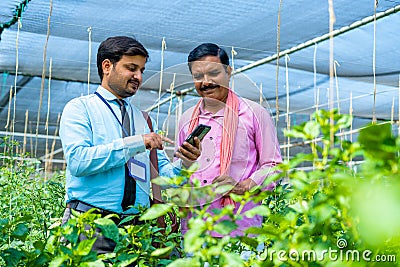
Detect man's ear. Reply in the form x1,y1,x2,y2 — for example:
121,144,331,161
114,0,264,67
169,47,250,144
102,59,112,76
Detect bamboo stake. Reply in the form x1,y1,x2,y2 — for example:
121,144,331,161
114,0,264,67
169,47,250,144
165,73,176,138
334,60,344,145
23,110,28,155
349,92,353,169
313,43,318,108
334,60,341,114
11,18,22,134
259,83,263,105
275,0,283,125
231,47,237,92
5,87,12,131
87,27,92,95
49,113,61,172
285,55,290,161
328,0,336,148
35,0,52,158
372,1,378,123
349,92,353,143
44,58,53,178
391,97,395,124
157,37,166,128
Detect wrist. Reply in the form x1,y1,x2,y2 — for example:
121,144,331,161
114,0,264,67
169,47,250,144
236,178,256,194
181,158,194,168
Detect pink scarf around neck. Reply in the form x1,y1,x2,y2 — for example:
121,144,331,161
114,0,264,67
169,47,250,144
188,89,239,206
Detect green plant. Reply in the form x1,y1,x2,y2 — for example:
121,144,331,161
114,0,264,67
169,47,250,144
0,137,65,266
152,109,400,266
1,109,399,266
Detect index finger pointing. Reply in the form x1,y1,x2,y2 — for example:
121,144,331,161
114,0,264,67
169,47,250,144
161,136,174,144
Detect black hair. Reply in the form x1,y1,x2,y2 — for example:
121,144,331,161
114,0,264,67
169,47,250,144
97,36,149,81
187,43,230,72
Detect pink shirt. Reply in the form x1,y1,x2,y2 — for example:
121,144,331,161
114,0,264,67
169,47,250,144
176,97,282,237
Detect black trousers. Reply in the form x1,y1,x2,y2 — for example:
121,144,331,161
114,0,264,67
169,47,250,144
62,207,117,254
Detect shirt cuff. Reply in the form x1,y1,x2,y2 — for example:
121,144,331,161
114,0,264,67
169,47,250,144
172,158,183,169
123,135,146,160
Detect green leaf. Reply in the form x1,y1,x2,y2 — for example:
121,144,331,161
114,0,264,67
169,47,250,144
62,222,79,244
220,251,244,267
214,220,238,235
359,123,396,161
80,260,106,267
49,255,68,267
184,219,206,251
33,254,51,266
139,204,173,221
95,217,119,243
303,120,320,139
336,114,352,128
244,205,270,218
12,223,29,241
245,225,278,236
151,246,173,257
284,127,306,139
167,258,201,267
238,236,259,248
33,240,46,250
74,238,97,256
115,253,139,266
3,248,25,266
215,184,234,195
229,193,243,203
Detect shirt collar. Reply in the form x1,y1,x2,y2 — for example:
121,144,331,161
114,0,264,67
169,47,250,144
198,99,227,117
96,86,132,103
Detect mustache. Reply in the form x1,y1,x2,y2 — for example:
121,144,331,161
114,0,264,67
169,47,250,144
200,84,219,91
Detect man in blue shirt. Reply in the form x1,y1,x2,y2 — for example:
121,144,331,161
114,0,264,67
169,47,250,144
59,36,200,253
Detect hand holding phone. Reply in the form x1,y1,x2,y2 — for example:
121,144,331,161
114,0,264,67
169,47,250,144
175,124,209,167
184,124,211,146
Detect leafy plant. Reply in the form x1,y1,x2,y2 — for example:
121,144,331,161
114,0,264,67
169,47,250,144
1,109,399,266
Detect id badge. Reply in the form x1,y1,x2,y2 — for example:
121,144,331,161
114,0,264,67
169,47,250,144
127,158,146,182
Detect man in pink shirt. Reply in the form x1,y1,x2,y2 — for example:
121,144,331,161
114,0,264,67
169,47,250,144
175,43,282,237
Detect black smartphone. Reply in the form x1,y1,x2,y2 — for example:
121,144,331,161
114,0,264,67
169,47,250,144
184,124,211,146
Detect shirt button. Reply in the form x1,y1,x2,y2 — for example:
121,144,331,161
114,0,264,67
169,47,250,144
210,136,213,140
203,180,207,183
206,158,210,162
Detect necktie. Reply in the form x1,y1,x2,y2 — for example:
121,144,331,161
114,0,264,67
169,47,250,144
115,99,136,211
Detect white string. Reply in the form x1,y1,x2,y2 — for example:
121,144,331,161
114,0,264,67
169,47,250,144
231,46,237,92
372,0,378,123
6,18,21,133
313,43,318,108
285,54,290,161
87,27,92,95
35,0,53,158
44,58,52,175
156,37,166,128
165,73,176,138
334,60,341,114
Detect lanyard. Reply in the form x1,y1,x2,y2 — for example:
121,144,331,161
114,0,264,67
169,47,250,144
94,92,135,137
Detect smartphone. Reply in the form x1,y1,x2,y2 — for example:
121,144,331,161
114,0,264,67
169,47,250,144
184,124,211,146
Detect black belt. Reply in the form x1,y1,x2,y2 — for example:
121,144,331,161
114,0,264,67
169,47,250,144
66,200,141,226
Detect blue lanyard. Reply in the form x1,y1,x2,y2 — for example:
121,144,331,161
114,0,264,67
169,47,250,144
94,92,135,137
